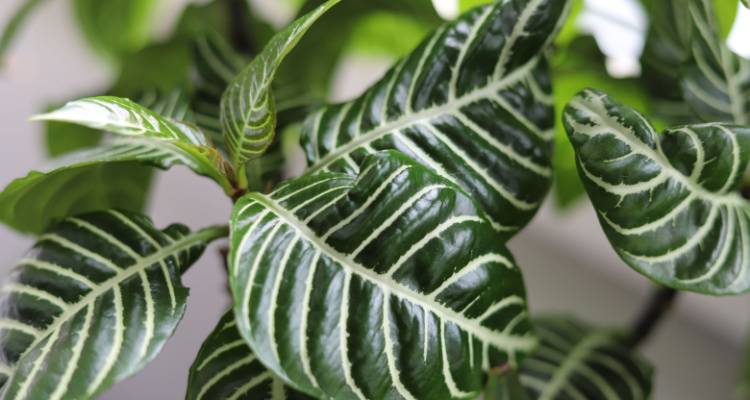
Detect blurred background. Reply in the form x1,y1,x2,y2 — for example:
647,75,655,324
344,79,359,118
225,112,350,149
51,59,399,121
1,0,750,398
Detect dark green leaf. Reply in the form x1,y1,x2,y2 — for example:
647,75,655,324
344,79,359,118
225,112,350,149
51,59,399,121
72,0,156,60
229,151,534,399
518,317,653,399
551,37,651,208
192,33,250,149
187,311,313,400
221,0,340,165
0,210,225,398
682,0,749,125
301,0,571,238
0,0,47,66
640,0,748,126
565,89,750,295
639,0,697,125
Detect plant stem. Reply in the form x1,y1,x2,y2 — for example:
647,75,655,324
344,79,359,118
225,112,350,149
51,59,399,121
625,286,678,348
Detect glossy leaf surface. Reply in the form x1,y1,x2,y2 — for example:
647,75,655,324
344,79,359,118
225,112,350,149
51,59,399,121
35,96,209,146
33,96,232,188
230,151,534,399
187,311,313,400
565,89,750,294
0,210,225,398
302,0,571,237
221,0,340,165
518,317,652,400
551,36,651,208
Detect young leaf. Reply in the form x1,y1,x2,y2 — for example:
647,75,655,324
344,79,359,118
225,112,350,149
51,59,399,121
0,210,226,398
301,0,571,238
34,96,209,146
682,0,749,124
564,89,750,295
187,311,313,400
32,96,233,191
0,138,228,234
517,317,653,399
192,34,249,148
229,151,534,399
220,0,340,165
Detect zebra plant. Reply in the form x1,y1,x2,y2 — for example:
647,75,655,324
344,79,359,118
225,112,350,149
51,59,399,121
2,0,750,398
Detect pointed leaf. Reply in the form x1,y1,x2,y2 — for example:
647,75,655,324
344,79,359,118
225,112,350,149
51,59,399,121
220,0,340,165
187,311,313,400
229,151,534,399
192,34,249,149
0,137,230,234
34,96,209,146
32,96,234,190
301,0,571,238
0,210,226,398
564,89,750,294
682,0,750,124
518,317,653,399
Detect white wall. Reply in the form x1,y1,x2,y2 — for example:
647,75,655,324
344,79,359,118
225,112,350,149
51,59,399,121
0,1,747,399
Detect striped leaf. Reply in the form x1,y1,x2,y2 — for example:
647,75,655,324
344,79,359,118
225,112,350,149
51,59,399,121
229,151,534,399
32,96,234,190
1,91,202,234
187,311,313,400
34,96,209,146
0,138,232,234
220,0,340,165
518,317,652,400
564,89,750,294
301,0,571,238
191,34,249,149
682,0,750,125
0,210,226,399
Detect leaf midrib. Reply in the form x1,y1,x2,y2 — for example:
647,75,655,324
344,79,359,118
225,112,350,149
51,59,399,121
306,55,542,174
248,193,536,351
7,226,224,375
537,333,611,400
569,97,746,207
